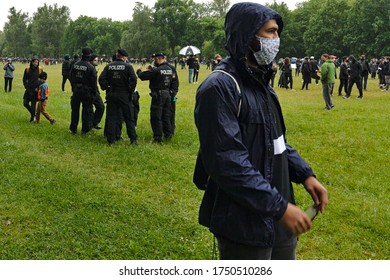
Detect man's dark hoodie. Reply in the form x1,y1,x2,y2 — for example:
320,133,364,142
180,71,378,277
193,3,314,247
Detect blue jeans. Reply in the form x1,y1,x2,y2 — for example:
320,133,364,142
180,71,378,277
188,68,194,83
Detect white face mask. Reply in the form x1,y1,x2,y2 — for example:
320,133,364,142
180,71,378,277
252,36,280,65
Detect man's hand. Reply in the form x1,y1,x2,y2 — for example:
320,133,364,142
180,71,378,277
303,176,328,213
280,203,312,235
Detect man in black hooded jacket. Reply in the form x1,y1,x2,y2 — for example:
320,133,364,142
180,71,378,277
193,2,328,260
344,55,363,99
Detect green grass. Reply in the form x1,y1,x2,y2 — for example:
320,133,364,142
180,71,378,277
0,62,389,260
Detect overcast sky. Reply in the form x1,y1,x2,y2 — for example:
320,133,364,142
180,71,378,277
0,0,302,31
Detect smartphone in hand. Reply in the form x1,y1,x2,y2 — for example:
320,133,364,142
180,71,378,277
305,205,319,221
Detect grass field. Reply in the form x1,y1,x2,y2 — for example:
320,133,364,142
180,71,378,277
0,61,389,260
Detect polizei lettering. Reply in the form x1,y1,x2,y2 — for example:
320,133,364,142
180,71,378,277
108,65,126,71
160,69,172,75
74,65,88,71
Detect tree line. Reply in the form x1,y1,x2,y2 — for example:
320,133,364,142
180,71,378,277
0,0,388,61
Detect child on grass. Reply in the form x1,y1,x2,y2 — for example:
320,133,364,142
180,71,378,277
35,72,56,125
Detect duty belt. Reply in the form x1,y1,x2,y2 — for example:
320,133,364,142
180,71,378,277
156,89,170,95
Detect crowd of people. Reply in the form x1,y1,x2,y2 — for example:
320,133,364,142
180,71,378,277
276,55,390,93
273,54,390,109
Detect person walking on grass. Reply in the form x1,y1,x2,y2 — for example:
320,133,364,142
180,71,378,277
23,56,43,122
319,54,335,110
35,72,56,125
61,54,71,93
338,56,349,96
301,57,311,90
193,2,328,260
344,55,363,99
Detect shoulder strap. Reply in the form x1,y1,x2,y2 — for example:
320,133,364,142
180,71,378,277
212,69,242,117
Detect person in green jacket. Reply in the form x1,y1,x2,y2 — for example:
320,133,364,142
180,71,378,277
319,53,336,110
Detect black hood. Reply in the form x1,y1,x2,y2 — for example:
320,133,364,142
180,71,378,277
224,2,283,60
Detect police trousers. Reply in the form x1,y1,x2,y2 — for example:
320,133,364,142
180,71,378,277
69,91,94,133
150,91,171,140
105,93,137,144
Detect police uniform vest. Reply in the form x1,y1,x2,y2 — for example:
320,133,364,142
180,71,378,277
152,63,173,92
105,60,134,92
71,58,95,91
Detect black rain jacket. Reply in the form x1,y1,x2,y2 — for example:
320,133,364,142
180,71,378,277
193,2,315,247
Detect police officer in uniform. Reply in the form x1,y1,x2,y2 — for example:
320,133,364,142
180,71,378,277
137,53,173,143
69,47,97,134
163,54,179,136
151,53,179,136
88,54,105,130
98,49,138,145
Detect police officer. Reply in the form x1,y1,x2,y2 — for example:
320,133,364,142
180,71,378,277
89,54,105,130
137,53,173,143
162,54,179,136
151,53,179,136
98,49,138,145
69,47,97,134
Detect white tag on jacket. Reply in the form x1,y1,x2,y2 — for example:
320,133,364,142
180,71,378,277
273,135,286,155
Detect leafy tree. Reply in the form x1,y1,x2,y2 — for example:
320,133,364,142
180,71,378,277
303,0,350,58
88,19,124,56
3,7,31,57
345,0,390,57
154,0,193,55
208,0,230,18
63,16,100,57
198,17,225,58
268,2,297,59
30,3,70,58
121,2,168,58
0,31,5,55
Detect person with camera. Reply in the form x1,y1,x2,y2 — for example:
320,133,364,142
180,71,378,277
3,58,15,93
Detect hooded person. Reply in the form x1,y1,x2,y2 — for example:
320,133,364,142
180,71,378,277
62,54,72,92
22,56,43,122
193,2,328,260
344,55,363,98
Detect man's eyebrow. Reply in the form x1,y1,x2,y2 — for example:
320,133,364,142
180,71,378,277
265,27,278,31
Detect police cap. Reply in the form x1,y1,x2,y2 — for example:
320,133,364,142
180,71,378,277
153,52,165,58
82,47,93,55
117,48,129,57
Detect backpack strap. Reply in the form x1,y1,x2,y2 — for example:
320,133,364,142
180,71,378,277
212,69,242,117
